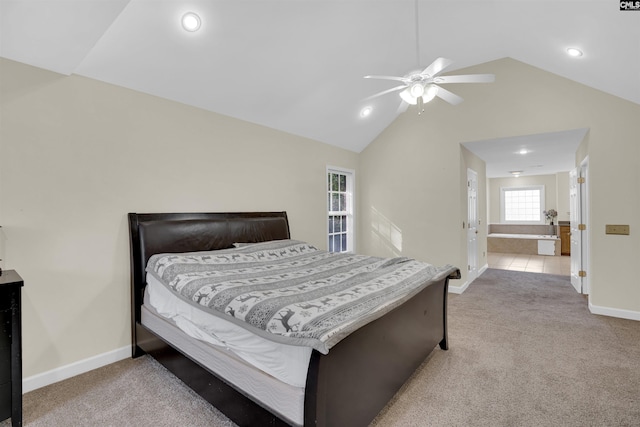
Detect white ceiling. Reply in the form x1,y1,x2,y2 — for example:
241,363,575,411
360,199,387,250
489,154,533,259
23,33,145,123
1,0,639,169
462,128,588,178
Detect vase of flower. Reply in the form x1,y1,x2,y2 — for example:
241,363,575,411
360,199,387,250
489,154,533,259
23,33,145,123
544,209,558,235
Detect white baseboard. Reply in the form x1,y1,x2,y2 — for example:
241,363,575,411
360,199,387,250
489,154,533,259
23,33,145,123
23,345,131,393
589,302,640,321
448,264,488,295
479,263,488,275
449,280,470,294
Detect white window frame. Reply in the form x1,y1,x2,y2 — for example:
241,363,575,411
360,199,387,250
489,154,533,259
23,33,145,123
500,185,545,224
327,166,355,253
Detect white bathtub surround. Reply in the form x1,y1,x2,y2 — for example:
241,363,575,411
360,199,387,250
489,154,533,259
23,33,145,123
487,222,564,255
489,224,557,236
487,233,561,256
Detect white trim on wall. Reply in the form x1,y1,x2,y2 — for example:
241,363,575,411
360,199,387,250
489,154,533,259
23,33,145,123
22,346,130,393
448,263,487,295
448,282,470,294
478,263,488,276
589,302,640,321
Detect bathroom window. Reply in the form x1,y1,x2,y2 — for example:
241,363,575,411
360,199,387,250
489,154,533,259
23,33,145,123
327,167,355,253
500,185,545,224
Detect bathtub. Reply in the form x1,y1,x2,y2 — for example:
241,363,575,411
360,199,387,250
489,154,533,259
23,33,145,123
488,233,558,240
487,233,560,256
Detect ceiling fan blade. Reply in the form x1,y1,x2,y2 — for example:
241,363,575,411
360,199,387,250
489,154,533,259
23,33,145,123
363,85,407,101
435,86,464,105
434,74,495,84
364,75,407,83
421,57,453,78
396,101,409,114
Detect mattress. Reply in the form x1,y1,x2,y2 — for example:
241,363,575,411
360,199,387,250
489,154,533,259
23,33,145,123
146,273,312,388
141,294,305,426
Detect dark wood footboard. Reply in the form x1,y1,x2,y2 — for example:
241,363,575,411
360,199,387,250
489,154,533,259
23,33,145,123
128,212,459,427
304,271,457,426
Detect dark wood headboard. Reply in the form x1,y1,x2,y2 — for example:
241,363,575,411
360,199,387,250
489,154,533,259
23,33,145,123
128,212,290,333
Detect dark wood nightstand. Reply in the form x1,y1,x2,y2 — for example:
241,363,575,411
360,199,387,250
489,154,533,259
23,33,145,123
0,270,23,427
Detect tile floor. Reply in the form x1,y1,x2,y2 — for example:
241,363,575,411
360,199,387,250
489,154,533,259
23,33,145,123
487,252,571,276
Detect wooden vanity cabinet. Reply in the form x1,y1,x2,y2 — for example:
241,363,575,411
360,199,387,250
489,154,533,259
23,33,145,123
559,225,571,256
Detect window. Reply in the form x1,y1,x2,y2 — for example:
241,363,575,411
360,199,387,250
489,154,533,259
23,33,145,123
500,185,545,223
327,167,354,253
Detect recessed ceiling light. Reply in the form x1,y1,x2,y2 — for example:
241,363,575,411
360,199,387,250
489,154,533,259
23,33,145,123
182,12,201,32
360,106,373,118
519,149,528,155
567,47,583,57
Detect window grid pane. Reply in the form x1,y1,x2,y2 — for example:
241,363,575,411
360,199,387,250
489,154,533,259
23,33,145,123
328,170,352,253
504,189,541,221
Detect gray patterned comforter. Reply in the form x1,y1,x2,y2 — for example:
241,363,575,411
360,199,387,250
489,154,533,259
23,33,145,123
146,239,455,354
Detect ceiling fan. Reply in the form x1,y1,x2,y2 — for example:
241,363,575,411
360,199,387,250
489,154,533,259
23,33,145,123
364,57,495,113
363,1,494,114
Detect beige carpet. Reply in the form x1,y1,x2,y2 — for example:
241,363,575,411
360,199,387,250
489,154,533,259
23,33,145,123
372,268,640,426
3,268,639,426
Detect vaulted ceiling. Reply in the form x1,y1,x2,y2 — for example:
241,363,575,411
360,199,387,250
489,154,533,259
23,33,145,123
2,0,639,159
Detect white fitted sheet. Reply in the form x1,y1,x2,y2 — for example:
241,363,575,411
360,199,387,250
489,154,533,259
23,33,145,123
146,273,312,388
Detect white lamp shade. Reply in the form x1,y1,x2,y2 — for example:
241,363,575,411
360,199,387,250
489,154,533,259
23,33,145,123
409,83,425,98
422,84,438,103
400,88,418,105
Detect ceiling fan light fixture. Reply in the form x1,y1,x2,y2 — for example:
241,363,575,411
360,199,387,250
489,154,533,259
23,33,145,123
182,12,201,32
400,88,418,105
422,84,438,103
364,58,494,110
409,82,425,98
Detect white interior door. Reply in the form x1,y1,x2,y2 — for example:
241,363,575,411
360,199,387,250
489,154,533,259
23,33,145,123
569,168,583,293
579,159,589,294
467,168,478,282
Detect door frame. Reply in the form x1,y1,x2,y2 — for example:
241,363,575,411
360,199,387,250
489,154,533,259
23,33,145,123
467,168,479,283
580,157,590,294
570,157,590,294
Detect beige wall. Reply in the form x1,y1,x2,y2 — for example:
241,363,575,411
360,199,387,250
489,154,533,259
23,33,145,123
487,174,566,224
360,57,640,313
555,172,570,222
358,110,462,274
0,58,359,377
2,55,639,382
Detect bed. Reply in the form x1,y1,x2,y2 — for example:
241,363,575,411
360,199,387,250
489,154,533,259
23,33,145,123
129,212,460,426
